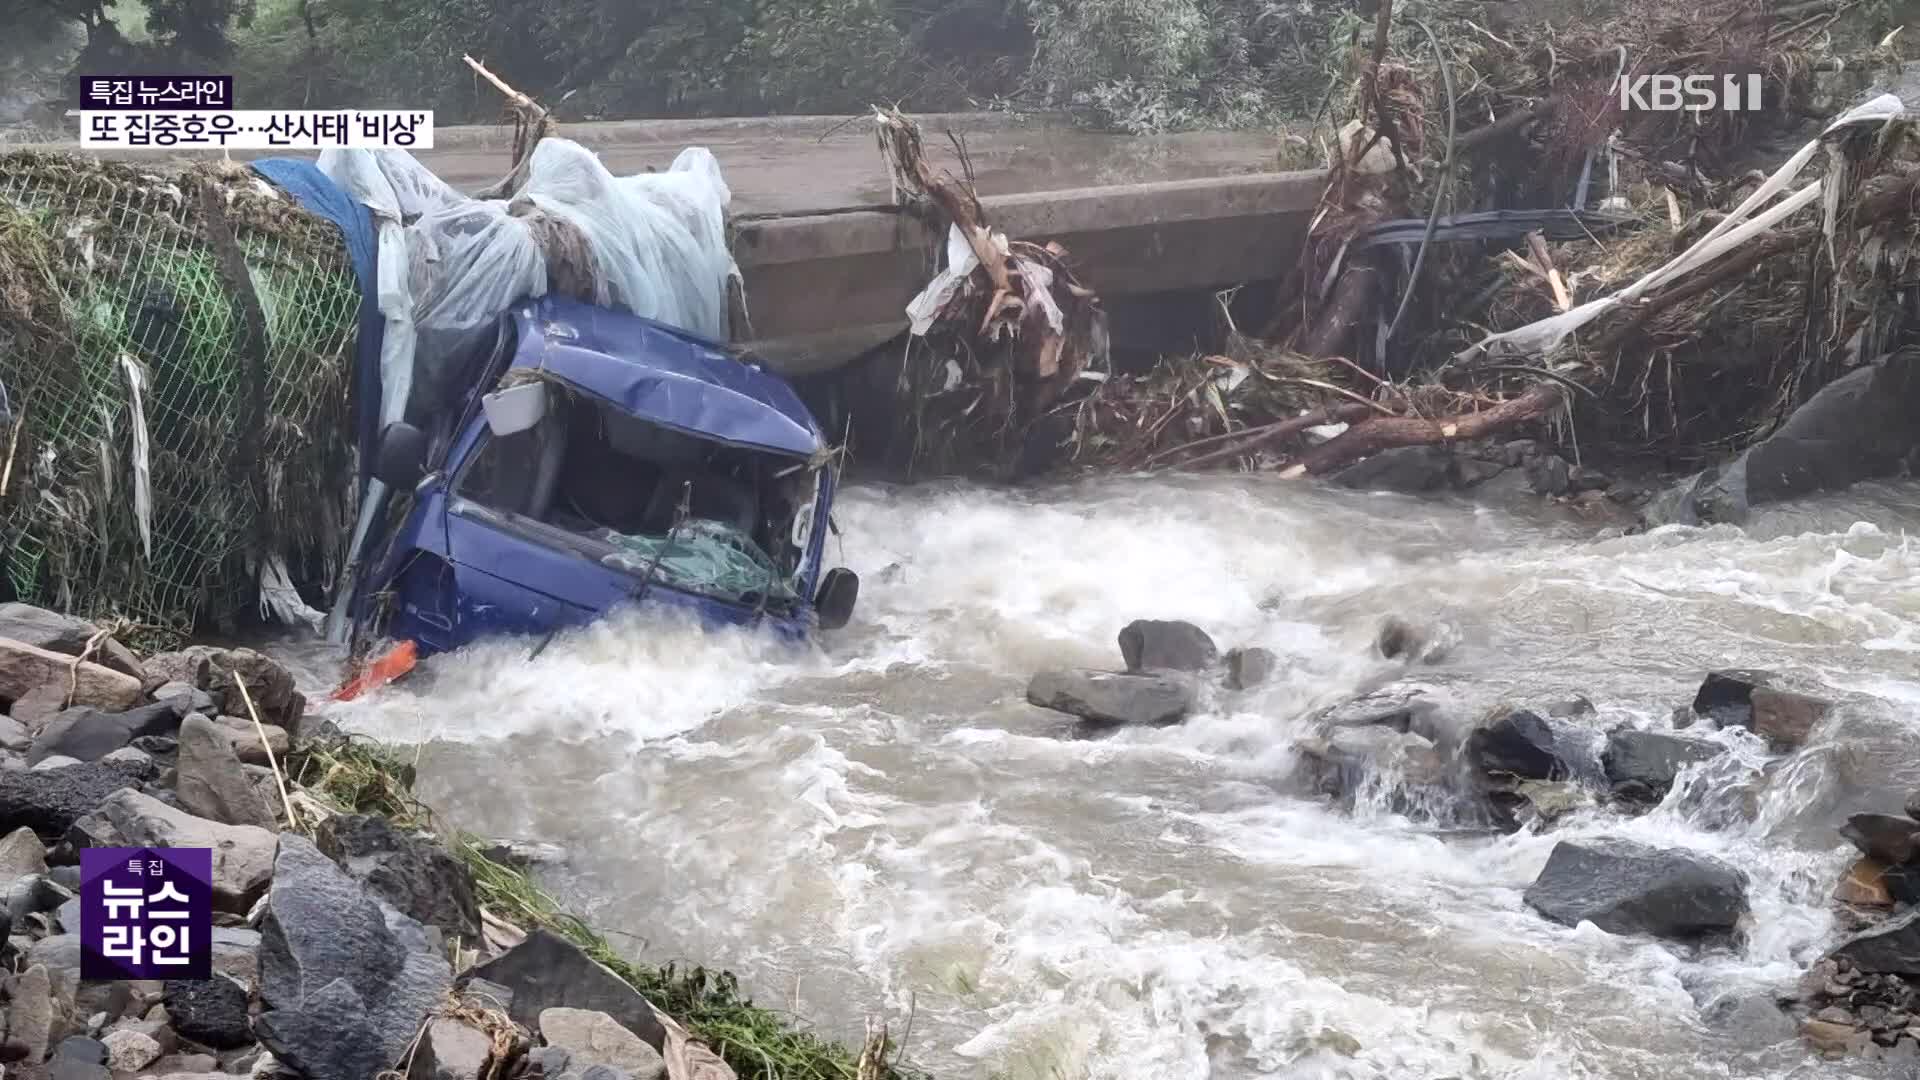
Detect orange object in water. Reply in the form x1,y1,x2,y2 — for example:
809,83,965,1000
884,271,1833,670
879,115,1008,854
333,640,419,702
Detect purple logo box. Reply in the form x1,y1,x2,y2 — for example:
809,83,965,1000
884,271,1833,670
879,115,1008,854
80,76,233,111
80,847,212,981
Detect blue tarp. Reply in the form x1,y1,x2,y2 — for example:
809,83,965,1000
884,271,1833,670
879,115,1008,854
511,296,823,458
249,158,384,498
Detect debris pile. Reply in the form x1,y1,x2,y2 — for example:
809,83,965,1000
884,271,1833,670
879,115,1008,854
0,154,360,644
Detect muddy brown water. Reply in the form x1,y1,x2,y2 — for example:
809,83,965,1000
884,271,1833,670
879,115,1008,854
276,475,1920,1080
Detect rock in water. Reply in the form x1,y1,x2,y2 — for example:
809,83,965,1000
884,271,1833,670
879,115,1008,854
315,814,481,942
1691,670,1775,728
175,715,276,831
68,790,275,913
1601,731,1726,795
1837,859,1896,908
1828,907,1920,975
463,929,665,1051
538,1008,667,1078
1026,670,1196,727
1223,647,1276,691
1334,445,1457,493
1841,814,1920,866
1524,838,1748,939
28,701,185,766
1117,620,1218,674
1748,687,1832,749
254,834,452,1080
1467,710,1578,781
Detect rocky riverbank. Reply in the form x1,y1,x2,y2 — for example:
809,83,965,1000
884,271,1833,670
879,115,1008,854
0,603,911,1080
1025,615,1920,1063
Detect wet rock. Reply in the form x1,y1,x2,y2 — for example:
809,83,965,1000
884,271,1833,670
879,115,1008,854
408,1016,494,1080
1511,780,1594,825
1223,647,1276,691
1467,710,1577,782
1525,454,1573,496
1842,814,1920,866
476,841,567,872
1749,687,1833,750
166,975,252,1049
1314,682,1441,737
0,641,143,712
1025,669,1195,727
0,605,142,681
1454,457,1508,488
0,759,153,835
255,834,453,1080
26,701,184,767
6,963,55,1061
1601,731,1726,795
1117,620,1218,674
1691,669,1775,728
1374,617,1457,664
315,814,481,942
68,790,274,913
101,1027,162,1071
1334,445,1456,493
1835,860,1896,903
1523,838,1749,939
1296,727,1446,804
1803,1017,1871,1054
175,715,276,831
539,1008,665,1079
1829,908,1920,976
463,929,664,1052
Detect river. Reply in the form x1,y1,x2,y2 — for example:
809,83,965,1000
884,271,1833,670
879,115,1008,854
297,474,1920,1080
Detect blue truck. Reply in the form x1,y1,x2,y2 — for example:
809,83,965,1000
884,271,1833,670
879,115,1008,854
345,294,858,662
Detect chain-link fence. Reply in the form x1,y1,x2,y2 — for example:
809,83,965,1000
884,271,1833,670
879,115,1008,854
0,153,360,646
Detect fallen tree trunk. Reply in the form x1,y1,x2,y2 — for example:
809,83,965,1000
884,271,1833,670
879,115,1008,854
1284,382,1567,477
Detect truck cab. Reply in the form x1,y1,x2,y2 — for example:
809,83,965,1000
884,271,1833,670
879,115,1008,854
349,295,857,659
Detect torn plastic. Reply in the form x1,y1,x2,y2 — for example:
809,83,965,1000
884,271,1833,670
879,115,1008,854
258,552,324,631
119,354,152,560
907,225,982,335
1460,94,1906,362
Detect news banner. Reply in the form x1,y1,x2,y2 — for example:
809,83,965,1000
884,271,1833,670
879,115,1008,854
78,74,432,149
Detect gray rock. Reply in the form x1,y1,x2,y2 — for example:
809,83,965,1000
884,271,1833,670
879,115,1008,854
1828,906,1920,976
1524,838,1748,939
67,789,275,913
1468,709,1587,782
0,604,143,681
53,1035,107,1064
31,756,82,772
1222,647,1277,691
165,974,251,1049
101,1027,162,1071
6,963,54,1061
1906,789,1920,824
1526,454,1573,496
148,1052,219,1073
525,1046,573,1076
151,682,216,717
1690,669,1775,728
462,978,514,1015
144,648,303,733
1296,726,1447,803
1315,682,1443,736
27,701,184,767
538,1008,665,1079
0,717,30,754
476,841,567,871
1842,814,1920,867
407,1016,494,1080
1334,445,1457,493
1601,731,1727,794
0,758,153,835
25,936,153,1020
255,834,452,1079
1117,620,1218,674
211,926,263,984
314,814,480,942
1025,669,1196,727
175,715,276,831
99,747,152,772
7,684,70,733
0,826,48,883
463,929,664,1051
215,717,291,768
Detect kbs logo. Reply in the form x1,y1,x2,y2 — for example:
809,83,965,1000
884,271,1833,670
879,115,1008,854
1619,73,1766,112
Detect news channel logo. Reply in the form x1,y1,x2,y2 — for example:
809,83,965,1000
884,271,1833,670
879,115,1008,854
1618,73,1768,113
78,74,434,149
79,846,213,981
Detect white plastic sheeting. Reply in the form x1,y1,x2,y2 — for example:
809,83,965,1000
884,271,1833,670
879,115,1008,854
315,137,740,642
1460,94,1907,363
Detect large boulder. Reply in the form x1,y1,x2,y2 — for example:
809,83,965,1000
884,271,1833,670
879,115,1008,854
1295,726,1449,810
1687,670,1833,748
1523,838,1748,939
315,814,480,942
1334,445,1458,493
27,701,184,766
174,715,276,831
1841,814,1920,866
1117,620,1218,674
254,834,453,1080
1026,670,1195,727
1601,731,1727,795
0,758,154,835
68,789,275,913
1222,647,1276,691
463,930,665,1052
0,605,142,681
1314,681,1445,737
0,640,143,712
1467,710,1592,782
143,647,304,733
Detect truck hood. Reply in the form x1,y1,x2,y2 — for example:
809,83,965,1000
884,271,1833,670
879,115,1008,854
509,295,824,458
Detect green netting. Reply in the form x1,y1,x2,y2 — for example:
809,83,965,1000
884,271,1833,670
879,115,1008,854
0,153,360,646
594,521,798,605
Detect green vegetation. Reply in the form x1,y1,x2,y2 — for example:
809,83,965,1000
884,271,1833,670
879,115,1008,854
288,734,924,1080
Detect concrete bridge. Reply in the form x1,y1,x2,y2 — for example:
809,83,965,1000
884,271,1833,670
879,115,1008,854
42,112,1326,372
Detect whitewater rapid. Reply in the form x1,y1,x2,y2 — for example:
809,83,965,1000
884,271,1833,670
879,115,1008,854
304,474,1920,1080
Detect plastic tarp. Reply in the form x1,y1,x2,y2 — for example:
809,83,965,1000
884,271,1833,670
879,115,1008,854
315,137,740,642
1460,94,1907,363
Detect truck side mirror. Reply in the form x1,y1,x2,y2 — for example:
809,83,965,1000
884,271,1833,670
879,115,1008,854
375,421,429,491
814,568,859,631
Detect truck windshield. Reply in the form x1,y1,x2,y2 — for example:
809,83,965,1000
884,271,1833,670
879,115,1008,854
455,382,810,609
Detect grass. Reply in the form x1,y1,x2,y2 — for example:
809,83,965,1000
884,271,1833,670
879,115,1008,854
285,735,927,1080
